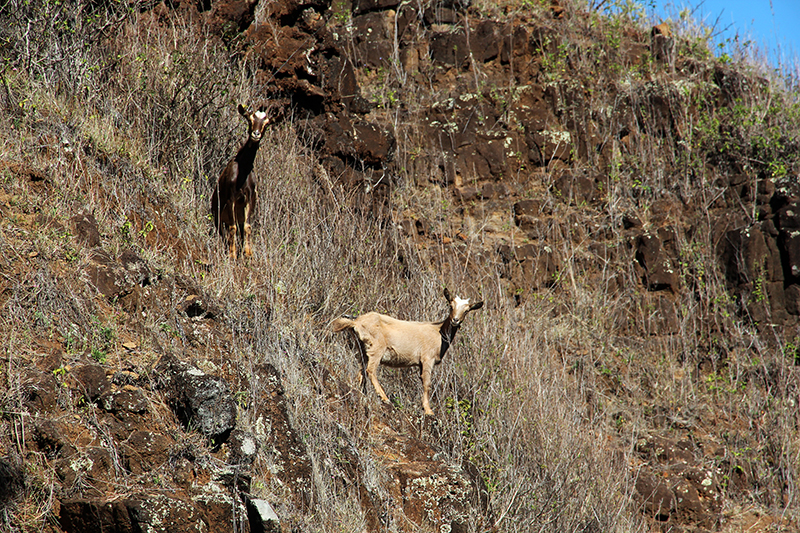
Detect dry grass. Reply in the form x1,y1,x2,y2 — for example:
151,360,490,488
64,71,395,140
0,1,798,532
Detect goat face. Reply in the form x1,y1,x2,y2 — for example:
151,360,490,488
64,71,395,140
238,104,269,143
444,288,484,326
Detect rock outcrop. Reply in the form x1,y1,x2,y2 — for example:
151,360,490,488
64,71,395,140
1,1,798,532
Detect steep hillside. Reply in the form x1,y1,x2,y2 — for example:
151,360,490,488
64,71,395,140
0,0,798,532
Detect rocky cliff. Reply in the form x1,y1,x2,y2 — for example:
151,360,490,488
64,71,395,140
0,0,798,532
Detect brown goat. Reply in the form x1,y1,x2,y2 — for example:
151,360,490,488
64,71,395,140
211,104,269,258
332,289,484,415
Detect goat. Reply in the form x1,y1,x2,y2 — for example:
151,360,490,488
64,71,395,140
211,104,269,258
332,289,483,415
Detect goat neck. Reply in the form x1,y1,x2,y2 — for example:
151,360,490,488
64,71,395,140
233,104,269,187
233,137,260,187
438,315,461,359
438,289,484,359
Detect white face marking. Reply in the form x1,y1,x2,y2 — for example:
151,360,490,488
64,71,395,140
452,296,472,322
249,111,269,141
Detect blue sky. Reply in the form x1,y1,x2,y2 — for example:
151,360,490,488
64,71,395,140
651,1,800,72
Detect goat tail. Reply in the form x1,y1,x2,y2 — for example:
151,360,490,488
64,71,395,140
331,316,356,332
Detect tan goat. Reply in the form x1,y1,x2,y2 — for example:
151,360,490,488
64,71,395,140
211,104,269,258
332,289,484,415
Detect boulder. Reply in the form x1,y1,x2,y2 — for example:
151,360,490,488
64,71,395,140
353,0,403,16
635,232,679,292
786,284,800,315
368,413,488,532
352,11,394,67
121,430,174,475
22,369,58,412
101,387,149,414
127,494,209,533
226,429,259,466
553,170,598,205
499,243,562,291
513,199,542,230
430,30,470,67
33,419,72,456
635,472,674,521
246,497,281,533
252,364,313,509
60,498,135,533
55,447,115,495
73,364,111,402
0,457,24,507
778,204,800,281
69,213,101,248
155,355,237,444
83,249,150,300
650,22,674,66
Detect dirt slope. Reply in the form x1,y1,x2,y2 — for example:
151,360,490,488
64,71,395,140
0,1,798,532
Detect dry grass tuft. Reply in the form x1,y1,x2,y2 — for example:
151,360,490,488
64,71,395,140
0,1,798,532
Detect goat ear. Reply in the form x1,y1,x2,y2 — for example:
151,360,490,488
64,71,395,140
238,104,249,116
470,301,484,310
443,288,452,301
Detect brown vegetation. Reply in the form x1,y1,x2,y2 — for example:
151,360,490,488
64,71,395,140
0,0,798,532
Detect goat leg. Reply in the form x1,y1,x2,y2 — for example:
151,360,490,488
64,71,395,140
227,224,237,258
358,360,368,394
243,203,253,257
420,362,434,416
365,356,391,405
